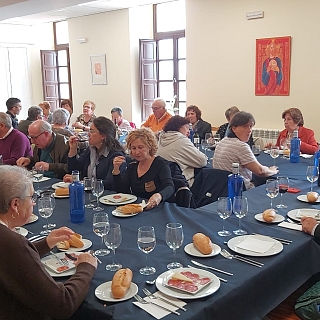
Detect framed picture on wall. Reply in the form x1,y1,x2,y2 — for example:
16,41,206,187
90,54,107,85
255,36,291,96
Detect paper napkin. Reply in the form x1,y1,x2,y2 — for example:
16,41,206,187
300,154,313,159
133,292,186,319
278,221,302,231
235,237,275,253
34,176,51,183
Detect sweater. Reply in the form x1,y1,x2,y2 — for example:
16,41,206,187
142,112,172,132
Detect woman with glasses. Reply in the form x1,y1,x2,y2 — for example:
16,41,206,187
65,116,125,190
0,165,97,320
72,100,96,132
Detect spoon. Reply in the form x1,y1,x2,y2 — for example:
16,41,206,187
88,250,102,264
145,279,156,285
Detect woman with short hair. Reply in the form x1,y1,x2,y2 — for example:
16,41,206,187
72,100,96,132
61,99,77,126
38,101,52,123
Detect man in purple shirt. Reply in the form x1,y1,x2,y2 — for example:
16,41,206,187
0,112,32,165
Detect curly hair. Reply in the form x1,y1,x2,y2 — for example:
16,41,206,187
126,128,157,156
185,105,202,120
163,115,189,132
282,108,304,126
83,100,96,111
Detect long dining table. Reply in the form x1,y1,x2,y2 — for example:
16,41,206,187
25,153,320,320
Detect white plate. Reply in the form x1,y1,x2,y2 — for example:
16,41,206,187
156,267,220,300
264,150,284,155
227,235,283,257
112,209,139,218
297,195,320,203
57,239,92,252
54,193,69,198
184,243,221,257
15,227,28,237
287,208,320,222
24,214,38,224
254,213,285,224
95,281,138,302
52,182,70,190
42,252,79,277
99,194,137,205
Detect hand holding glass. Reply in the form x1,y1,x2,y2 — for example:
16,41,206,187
306,166,319,191
93,212,110,256
92,179,104,211
165,223,184,269
38,197,53,235
104,223,122,271
276,176,289,208
233,196,248,235
217,197,232,236
266,179,279,210
137,226,156,275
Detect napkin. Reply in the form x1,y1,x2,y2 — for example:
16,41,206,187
132,292,186,319
34,177,51,183
278,221,302,231
300,154,313,159
235,237,275,253
53,182,70,188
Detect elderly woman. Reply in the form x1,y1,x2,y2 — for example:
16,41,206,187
51,108,72,137
213,111,278,189
61,99,77,126
38,101,52,123
111,106,133,132
72,100,97,132
0,165,97,320
185,105,212,140
157,115,207,187
112,128,174,210
65,116,125,190
276,108,318,154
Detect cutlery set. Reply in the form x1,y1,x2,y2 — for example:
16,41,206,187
220,249,263,267
251,233,292,245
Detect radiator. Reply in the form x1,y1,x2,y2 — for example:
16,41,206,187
252,128,281,146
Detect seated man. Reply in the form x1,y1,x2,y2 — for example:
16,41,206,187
141,98,172,132
6,97,21,129
17,105,43,136
111,107,133,132
16,120,69,179
0,112,32,165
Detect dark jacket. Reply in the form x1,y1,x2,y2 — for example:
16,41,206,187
195,119,212,141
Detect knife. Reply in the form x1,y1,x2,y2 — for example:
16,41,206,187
191,260,233,276
187,265,227,282
65,252,78,261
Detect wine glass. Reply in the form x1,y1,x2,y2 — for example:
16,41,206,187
92,178,104,211
40,192,56,229
270,145,279,166
32,165,44,196
266,179,279,210
93,212,110,256
201,138,209,160
276,176,289,208
213,133,221,146
84,177,95,208
165,222,184,269
217,197,232,236
306,166,319,191
232,196,248,235
279,138,289,158
104,223,122,271
38,197,53,235
205,132,214,160
137,226,156,275
252,145,261,157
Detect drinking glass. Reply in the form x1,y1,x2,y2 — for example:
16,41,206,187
213,133,221,145
40,192,56,229
84,177,95,208
270,145,279,166
276,176,289,208
38,197,53,235
306,166,319,191
137,226,156,275
92,179,104,211
279,138,289,158
93,212,110,256
201,139,209,160
165,222,184,269
104,223,122,271
32,165,44,196
233,196,248,235
205,133,215,160
266,179,279,210
217,197,232,236
252,145,261,157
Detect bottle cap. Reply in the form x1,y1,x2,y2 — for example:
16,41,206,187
232,163,239,168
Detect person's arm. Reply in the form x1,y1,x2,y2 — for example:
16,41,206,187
245,161,278,177
112,157,132,193
299,129,318,154
156,160,175,201
4,140,32,165
180,139,208,168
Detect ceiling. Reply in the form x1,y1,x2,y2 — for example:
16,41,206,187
0,0,172,25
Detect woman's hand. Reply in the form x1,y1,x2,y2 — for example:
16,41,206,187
68,136,78,157
46,227,74,249
63,174,72,183
75,252,98,269
301,217,318,235
112,156,126,175
268,166,279,175
145,193,162,210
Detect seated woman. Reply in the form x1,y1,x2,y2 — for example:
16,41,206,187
185,105,212,141
276,108,318,155
51,108,73,137
65,116,125,190
38,101,52,123
157,115,207,187
72,100,97,132
61,99,77,126
111,107,133,132
0,165,97,319
112,128,174,210
213,111,278,189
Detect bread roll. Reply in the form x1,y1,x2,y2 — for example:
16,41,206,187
118,204,143,214
56,240,70,250
262,209,276,222
111,268,133,299
69,234,84,248
192,233,213,255
55,188,69,196
307,192,319,203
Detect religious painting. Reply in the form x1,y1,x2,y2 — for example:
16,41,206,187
255,36,291,96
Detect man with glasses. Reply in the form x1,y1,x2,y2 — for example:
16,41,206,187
0,112,32,165
17,106,43,137
6,97,22,129
16,120,69,179
141,98,172,133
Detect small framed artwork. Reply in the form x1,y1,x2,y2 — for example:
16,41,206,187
90,54,107,85
255,36,291,96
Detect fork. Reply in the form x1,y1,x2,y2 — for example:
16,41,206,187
220,249,263,267
142,288,187,312
50,251,69,265
134,294,180,316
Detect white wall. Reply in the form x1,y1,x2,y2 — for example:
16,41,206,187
186,0,320,140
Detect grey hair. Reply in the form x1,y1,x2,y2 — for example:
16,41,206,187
52,108,70,125
39,120,52,134
28,106,43,121
225,106,240,121
0,112,12,128
111,107,123,116
152,98,166,109
0,165,33,214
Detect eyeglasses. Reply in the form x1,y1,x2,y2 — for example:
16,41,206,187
28,131,45,140
151,106,163,111
25,194,37,203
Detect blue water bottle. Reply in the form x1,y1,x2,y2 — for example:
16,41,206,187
228,163,244,213
315,145,320,187
290,130,300,163
69,170,85,223
189,123,194,142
